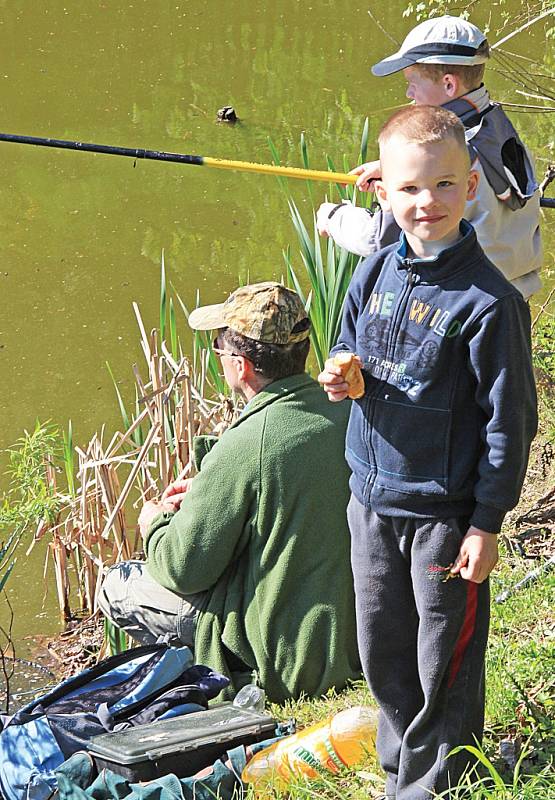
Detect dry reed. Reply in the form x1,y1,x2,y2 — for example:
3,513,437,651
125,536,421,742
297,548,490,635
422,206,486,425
27,304,236,623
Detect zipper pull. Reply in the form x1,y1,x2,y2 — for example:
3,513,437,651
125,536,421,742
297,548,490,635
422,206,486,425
402,258,418,285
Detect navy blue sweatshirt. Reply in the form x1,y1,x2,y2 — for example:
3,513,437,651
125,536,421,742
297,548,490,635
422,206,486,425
332,221,537,533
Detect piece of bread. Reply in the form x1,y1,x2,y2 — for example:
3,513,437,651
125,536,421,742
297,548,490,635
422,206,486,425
332,352,365,399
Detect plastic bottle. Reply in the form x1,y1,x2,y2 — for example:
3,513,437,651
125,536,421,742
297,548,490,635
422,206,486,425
241,705,378,787
232,684,266,714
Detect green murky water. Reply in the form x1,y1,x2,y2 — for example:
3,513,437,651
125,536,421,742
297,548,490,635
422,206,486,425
1,1,553,655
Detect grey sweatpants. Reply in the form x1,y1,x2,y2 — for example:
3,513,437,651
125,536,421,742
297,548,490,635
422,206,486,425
348,495,490,800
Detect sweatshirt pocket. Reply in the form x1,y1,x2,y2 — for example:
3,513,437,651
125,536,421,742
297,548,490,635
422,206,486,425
372,397,450,495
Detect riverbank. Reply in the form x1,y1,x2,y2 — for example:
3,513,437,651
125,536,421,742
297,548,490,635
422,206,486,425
2,284,554,796
17,375,553,798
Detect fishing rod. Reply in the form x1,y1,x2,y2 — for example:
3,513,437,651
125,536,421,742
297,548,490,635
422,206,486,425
0,131,357,186
0,131,553,208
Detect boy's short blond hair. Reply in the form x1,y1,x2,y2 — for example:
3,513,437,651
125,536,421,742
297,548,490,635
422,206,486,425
378,105,470,167
411,39,490,90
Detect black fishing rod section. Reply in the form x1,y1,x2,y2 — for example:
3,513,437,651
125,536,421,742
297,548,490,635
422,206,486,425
0,132,204,167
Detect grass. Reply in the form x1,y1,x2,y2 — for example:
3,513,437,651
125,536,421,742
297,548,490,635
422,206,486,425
0,422,60,593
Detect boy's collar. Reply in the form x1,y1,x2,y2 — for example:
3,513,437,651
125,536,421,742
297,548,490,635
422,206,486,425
443,85,492,128
395,220,480,282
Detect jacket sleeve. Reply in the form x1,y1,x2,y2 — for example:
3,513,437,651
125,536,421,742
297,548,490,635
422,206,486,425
326,203,400,256
467,294,538,532
144,425,258,595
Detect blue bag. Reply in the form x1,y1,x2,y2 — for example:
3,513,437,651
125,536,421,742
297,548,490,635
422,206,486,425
0,644,229,800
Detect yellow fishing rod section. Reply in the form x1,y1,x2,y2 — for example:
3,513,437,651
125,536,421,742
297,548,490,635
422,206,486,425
202,156,357,185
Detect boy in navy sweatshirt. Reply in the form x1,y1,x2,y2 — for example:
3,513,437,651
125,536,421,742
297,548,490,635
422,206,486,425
319,105,537,799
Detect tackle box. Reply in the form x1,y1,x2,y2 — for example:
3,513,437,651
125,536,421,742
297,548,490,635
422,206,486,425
87,703,277,781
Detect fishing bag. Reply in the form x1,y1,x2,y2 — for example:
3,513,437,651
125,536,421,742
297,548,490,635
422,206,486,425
0,643,229,800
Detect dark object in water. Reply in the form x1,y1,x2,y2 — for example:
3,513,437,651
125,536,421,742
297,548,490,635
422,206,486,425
217,106,238,123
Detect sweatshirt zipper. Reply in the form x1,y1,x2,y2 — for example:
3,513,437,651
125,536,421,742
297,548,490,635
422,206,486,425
363,263,417,502
384,263,416,363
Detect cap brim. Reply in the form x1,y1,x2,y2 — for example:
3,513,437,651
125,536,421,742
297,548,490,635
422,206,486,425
188,303,228,331
371,53,414,77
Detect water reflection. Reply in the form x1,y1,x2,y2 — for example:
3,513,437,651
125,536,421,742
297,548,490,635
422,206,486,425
0,1,553,648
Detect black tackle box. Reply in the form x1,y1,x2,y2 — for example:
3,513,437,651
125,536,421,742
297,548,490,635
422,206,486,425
87,703,277,781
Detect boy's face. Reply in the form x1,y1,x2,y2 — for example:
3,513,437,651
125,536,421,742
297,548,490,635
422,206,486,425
375,135,478,258
403,65,453,106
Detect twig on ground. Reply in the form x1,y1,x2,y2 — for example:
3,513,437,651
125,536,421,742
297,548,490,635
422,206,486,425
0,598,15,714
515,487,555,524
495,554,555,603
532,285,555,329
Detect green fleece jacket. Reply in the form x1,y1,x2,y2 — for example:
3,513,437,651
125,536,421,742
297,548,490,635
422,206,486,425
145,373,360,703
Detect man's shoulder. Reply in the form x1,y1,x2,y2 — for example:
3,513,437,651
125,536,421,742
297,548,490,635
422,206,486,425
246,376,350,453
263,374,350,422
255,378,351,481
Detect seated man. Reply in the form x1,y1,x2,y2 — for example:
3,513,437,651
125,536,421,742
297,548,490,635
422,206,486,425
99,282,360,703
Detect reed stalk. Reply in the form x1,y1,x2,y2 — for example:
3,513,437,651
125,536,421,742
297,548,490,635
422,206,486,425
1,259,236,624
270,122,370,370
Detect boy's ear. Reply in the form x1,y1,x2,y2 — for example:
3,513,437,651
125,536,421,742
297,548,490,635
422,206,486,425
467,169,479,201
374,180,391,211
442,73,462,99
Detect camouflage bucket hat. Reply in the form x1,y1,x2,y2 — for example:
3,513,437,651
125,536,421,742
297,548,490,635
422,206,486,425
188,282,310,345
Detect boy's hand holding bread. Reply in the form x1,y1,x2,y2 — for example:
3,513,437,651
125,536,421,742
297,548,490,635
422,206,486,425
318,352,364,402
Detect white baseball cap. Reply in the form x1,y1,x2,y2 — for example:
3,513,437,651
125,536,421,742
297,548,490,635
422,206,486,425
372,16,488,77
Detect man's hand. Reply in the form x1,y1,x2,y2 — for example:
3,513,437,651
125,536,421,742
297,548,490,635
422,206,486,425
138,499,173,541
162,478,193,511
350,159,381,192
318,356,361,402
450,526,499,583
316,202,339,237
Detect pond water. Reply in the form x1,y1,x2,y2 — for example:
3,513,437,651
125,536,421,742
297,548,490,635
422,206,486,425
1,1,554,657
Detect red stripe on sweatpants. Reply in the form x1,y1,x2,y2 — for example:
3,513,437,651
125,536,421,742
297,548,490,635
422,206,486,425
448,582,478,689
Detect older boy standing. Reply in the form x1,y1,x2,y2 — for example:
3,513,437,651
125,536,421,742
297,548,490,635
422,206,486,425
317,16,542,299
319,106,537,798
